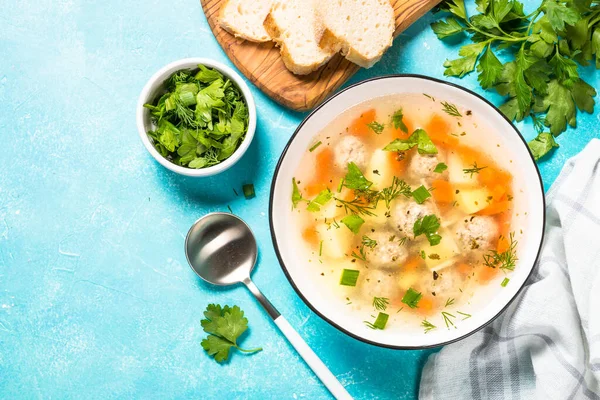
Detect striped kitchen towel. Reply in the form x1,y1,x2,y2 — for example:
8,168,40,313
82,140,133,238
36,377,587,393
419,139,600,400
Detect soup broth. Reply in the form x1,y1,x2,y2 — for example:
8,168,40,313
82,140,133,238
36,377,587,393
290,93,521,333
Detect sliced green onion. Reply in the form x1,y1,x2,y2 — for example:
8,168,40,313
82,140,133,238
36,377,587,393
401,287,422,308
412,185,431,204
434,163,448,173
501,277,510,287
309,141,322,152
307,189,333,212
319,240,323,256
340,269,360,286
242,184,255,199
341,214,365,234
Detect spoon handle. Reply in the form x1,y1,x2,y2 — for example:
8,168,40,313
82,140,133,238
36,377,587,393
274,315,353,400
243,279,352,399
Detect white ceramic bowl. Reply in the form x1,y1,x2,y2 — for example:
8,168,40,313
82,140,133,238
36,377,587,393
136,58,256,177
269,75,545,349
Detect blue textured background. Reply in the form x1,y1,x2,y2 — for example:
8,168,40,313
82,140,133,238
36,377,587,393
1,0,599,398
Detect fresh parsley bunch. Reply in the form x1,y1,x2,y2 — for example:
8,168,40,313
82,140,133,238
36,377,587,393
200,304,262,363
144,65,249,169
431,0,599,160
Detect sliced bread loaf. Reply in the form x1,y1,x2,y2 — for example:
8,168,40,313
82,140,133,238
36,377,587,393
320,0,395,68
219,0,273,42
264,0,335,75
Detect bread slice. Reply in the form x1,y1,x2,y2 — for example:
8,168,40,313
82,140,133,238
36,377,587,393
219,0,273,42
264,0,335,75
319,0,395,68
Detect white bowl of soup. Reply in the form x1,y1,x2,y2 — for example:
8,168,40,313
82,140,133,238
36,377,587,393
269,75,545,349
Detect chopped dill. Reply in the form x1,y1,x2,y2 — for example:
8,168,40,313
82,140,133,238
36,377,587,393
422,319,437,333
379,177,412,208
442,311,456,328
483,232,518,271
445,298,455,307
372,297,390,311
457,311,471,320
463,162,487,178
441,101,462,117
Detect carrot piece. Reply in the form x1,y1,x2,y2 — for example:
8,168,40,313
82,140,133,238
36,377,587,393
490,184,506,201
478,201,511,216
305,147,334,196
387,150,408,175
425,115,460,148
457,263,472,276
417,296,436,315
302,226,320,247
478,265,499,282
478,167,513,187
431,179,454,204
348,109,376,137
497,236,510,253
402,257,423,272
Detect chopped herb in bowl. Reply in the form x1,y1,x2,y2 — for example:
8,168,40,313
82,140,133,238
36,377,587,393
143,65,249,169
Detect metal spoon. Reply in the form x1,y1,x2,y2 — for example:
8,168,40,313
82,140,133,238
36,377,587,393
185,212,352,400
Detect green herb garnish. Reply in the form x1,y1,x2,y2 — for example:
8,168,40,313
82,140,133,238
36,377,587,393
434,162,448,173
340,269,360,286
367,121,385,134
362,235,377,249
319,240,323,257
200,304,262,363
144,66,249,168
364,312,389,330
291,178,303,208
391,109,409,133
528,132,559,160
383,129,438,155
307,189,333,212
484,232,518,271
445,298,455,307
412,185,432,204
242,184,255,199
463,162,487,177
351,246,367,262
441,101,462,117
380,177,412,208
430,0,598,154
343,162,374,191
341,214,365,234
309,141,323,152
457,311,471,320
413,214,442,246
401,287,423,308
422,319,437,333
442,311,456,328
501,277,510,287
373,297,390,311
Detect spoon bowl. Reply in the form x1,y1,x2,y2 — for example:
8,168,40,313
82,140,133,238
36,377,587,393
185,213,257,286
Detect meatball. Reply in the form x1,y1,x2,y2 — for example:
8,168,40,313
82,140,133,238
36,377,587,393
334,135,367,169
455,216,499,252
419,266,468,298
408,153,447,182
361,269,400,300
365,230,408,268
391,201,436,235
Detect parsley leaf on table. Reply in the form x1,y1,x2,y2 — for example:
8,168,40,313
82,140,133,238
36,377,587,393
528,132,559,160
200,304,262,363
431,0,599,158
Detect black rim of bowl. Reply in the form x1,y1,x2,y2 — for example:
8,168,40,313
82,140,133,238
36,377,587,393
268,74,546,350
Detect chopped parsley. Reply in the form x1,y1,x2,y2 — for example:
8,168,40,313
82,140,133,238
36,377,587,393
366,121,385,134
391,109,408,133
433,162,448,173
383,129,438,155
413,214,442,246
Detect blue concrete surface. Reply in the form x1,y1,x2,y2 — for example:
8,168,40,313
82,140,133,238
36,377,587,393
0,0,598,399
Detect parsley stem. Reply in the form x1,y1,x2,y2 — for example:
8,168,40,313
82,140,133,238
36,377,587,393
235,346,263,353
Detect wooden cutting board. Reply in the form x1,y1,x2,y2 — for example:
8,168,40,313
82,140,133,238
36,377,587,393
201,0,440,111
